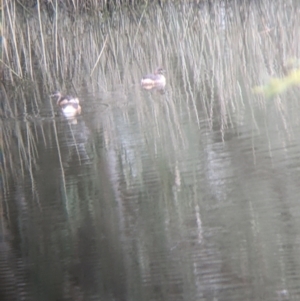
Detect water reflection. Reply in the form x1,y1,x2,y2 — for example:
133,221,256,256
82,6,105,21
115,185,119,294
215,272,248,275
56,117,91,166
4,86,300,300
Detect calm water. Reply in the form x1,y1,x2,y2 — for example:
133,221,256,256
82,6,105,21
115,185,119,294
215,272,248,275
2,2,300,301
2,82,300,301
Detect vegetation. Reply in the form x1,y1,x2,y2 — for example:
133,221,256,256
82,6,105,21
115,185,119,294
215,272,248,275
254,60,300,98
0,0,298,182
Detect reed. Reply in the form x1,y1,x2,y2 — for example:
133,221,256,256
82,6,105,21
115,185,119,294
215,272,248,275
1,0,300,191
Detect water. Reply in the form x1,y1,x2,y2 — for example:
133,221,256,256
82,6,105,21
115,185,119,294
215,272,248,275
2,82,300,301
2,1,300,300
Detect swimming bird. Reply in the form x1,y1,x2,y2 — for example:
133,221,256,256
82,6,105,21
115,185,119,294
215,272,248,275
141,67,166,88
51,92,81,118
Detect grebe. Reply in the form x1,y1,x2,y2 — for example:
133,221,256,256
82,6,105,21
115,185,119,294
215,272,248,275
141,67,166,88
51,92,82,118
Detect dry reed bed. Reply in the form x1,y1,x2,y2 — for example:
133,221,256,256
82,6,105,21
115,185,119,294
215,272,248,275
1,5,300,296
3,1,299,105
1,0,300,189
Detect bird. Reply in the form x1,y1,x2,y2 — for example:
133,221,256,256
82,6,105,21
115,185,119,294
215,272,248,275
51,92,81,118
141,67,166,89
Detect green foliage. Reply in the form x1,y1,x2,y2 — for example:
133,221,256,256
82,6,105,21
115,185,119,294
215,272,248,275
253,67,300,98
